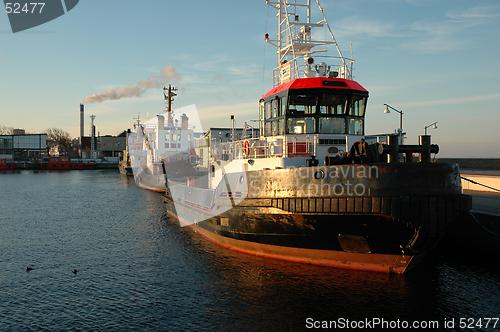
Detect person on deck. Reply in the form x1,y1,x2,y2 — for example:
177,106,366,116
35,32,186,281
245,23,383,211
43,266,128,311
350,138,368,164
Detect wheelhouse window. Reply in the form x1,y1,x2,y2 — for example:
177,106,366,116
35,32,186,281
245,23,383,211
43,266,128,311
259,101,265,133
287,118,315,134
265,121,272,137
280,96,287,116
319,93,348,115
272,98,279,118
265,89,367,136
351,96,367,117
265,101,272,119
288,93,317,115
319,118,346,134
262,96,286,136
348,119,364,135
272,118,285,136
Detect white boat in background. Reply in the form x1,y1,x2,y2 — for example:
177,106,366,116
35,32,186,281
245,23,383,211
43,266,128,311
128,85,195,193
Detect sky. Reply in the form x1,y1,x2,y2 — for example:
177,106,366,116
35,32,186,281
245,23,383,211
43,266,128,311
0,0,499,157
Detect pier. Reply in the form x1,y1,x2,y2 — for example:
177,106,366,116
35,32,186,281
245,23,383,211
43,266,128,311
461,169,500,215
444,166,500,255
436,159,500,214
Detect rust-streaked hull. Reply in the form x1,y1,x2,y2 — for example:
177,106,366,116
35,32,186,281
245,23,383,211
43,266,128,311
162,163,471,274
168,209,417,273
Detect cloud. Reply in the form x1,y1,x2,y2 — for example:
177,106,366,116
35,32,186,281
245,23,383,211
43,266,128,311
334,17,403,39
410,20,456,35
403,17,473,53
332,4,499,54
399,93,500,108
446,5,500,21
331,15,462,54
403,20,463,53
404,5,500,53
226,64,262,78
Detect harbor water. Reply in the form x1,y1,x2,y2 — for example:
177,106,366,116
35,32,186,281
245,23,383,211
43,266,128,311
0,171,499,331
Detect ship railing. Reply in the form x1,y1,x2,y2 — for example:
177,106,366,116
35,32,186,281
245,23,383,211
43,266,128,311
272,56,355,87
287,135,318,157
209,138,261,161
208,134,440,164
209,135,319,161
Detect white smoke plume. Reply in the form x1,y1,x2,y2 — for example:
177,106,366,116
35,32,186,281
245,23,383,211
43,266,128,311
83,65,179,104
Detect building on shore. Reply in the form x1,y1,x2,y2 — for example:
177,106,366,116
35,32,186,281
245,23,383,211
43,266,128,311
97,132,127,158
80,131,127,160
0,133,48,161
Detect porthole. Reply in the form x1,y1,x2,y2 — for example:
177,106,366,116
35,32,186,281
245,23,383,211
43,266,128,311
314,170,325,180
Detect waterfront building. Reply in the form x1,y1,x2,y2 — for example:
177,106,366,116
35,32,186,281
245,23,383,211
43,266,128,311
0,133,48,161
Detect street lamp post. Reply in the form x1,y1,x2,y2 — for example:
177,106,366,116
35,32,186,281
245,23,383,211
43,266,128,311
424,122,438,136
384,104,404,143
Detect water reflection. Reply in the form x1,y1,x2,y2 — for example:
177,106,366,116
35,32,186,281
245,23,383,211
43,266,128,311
0,171,498,331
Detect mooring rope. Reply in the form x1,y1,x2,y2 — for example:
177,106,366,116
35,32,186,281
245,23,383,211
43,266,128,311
461,176,500,193
469,213,500,238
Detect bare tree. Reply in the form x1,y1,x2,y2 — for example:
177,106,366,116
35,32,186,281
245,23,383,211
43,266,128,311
0,125,13,135
46,128,72,156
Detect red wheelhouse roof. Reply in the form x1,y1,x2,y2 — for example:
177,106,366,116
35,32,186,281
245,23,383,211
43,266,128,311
260,77,368,100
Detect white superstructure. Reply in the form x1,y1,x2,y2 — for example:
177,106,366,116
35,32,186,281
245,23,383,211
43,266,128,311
129,85,195,192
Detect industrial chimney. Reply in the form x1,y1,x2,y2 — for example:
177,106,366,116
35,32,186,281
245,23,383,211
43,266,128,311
90,114,96,159
80,104,84,140
79,104,85,158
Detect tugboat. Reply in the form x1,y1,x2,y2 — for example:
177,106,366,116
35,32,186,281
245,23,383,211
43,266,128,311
162,0,471,273
129,85,195,192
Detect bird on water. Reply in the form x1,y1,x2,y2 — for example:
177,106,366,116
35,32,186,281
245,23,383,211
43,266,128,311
26,265,34,272
72,269,78,275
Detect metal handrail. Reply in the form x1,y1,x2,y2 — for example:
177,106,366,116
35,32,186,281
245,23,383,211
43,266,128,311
273,55,355,86
208,135,320,162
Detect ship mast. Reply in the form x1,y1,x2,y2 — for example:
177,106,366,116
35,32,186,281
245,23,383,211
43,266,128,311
163,84,178,127
265,0,354,86
133,113,141,129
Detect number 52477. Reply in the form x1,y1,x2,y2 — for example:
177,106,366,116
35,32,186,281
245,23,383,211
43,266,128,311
5,2,46,14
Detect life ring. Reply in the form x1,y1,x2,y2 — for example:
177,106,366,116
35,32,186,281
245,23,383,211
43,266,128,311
242,140,250,157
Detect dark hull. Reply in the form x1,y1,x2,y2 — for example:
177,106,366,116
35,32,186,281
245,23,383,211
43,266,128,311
188,215,418,273
163,163,471,273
